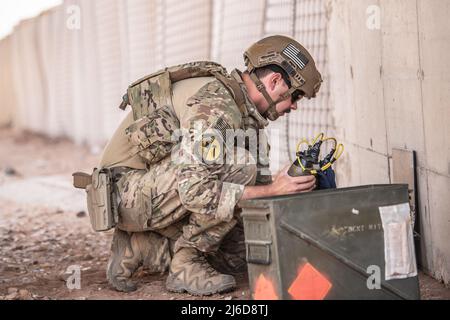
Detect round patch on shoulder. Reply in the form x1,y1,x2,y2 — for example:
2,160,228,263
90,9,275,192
202,137,222,162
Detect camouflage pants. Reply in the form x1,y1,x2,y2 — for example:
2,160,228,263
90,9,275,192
115,148,257,254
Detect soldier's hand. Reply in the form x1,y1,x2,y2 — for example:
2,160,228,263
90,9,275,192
269,164,316,196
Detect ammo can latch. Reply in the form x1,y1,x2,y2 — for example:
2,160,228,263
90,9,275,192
242,208,272,265
245,240,272,265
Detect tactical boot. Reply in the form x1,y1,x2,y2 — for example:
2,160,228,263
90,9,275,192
165,247,236,296
206,248,247,276
206,223,247,275
107,228,171,292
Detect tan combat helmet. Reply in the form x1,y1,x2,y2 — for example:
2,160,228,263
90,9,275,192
244,35,323,121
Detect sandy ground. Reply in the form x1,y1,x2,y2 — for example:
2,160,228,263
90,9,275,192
0,126,449,300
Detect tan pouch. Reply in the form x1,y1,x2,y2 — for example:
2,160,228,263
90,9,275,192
73,172,92,189
125,105,180,165
85,168,118,232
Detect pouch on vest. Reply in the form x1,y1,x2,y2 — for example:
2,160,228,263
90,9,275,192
125,105,180,165
85,168,118,232
119,61,249,162
122,61,230,120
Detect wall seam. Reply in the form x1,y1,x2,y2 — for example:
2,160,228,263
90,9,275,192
346,141,389,158
285,0,297,163
218,0,225,62
415,0,433,274
261,0,268,37
207,0,213,60
346,0,362,183
379,0,391,185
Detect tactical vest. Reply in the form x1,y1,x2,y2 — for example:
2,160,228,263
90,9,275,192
79,62,252,178
118,61,251,166
73,62,254,232
73,61,248,231
119,61,249,124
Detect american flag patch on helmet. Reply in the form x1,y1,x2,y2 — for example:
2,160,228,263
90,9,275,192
282,44,309,70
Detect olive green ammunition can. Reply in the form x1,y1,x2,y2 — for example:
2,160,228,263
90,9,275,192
241,184,420,300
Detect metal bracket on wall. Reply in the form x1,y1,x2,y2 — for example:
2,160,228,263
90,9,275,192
391,148,418,232
391,148,424,271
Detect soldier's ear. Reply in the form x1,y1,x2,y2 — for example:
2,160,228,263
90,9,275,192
270,72,283,90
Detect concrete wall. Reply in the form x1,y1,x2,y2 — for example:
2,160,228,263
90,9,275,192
328,0,450,284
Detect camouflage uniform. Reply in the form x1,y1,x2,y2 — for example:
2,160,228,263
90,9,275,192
103,69,272,292
98,33,323,295
114,70,270,239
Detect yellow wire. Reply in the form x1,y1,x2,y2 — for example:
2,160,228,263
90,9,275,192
319,143,345,171
294,134,344,175
296,139,309,154
311,132,324,145
334,144,344,160
295,138,309,173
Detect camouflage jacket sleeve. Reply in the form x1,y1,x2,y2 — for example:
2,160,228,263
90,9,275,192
175,80,245,222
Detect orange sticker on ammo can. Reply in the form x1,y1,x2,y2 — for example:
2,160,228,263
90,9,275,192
288,263,332,300
253,274,279,300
